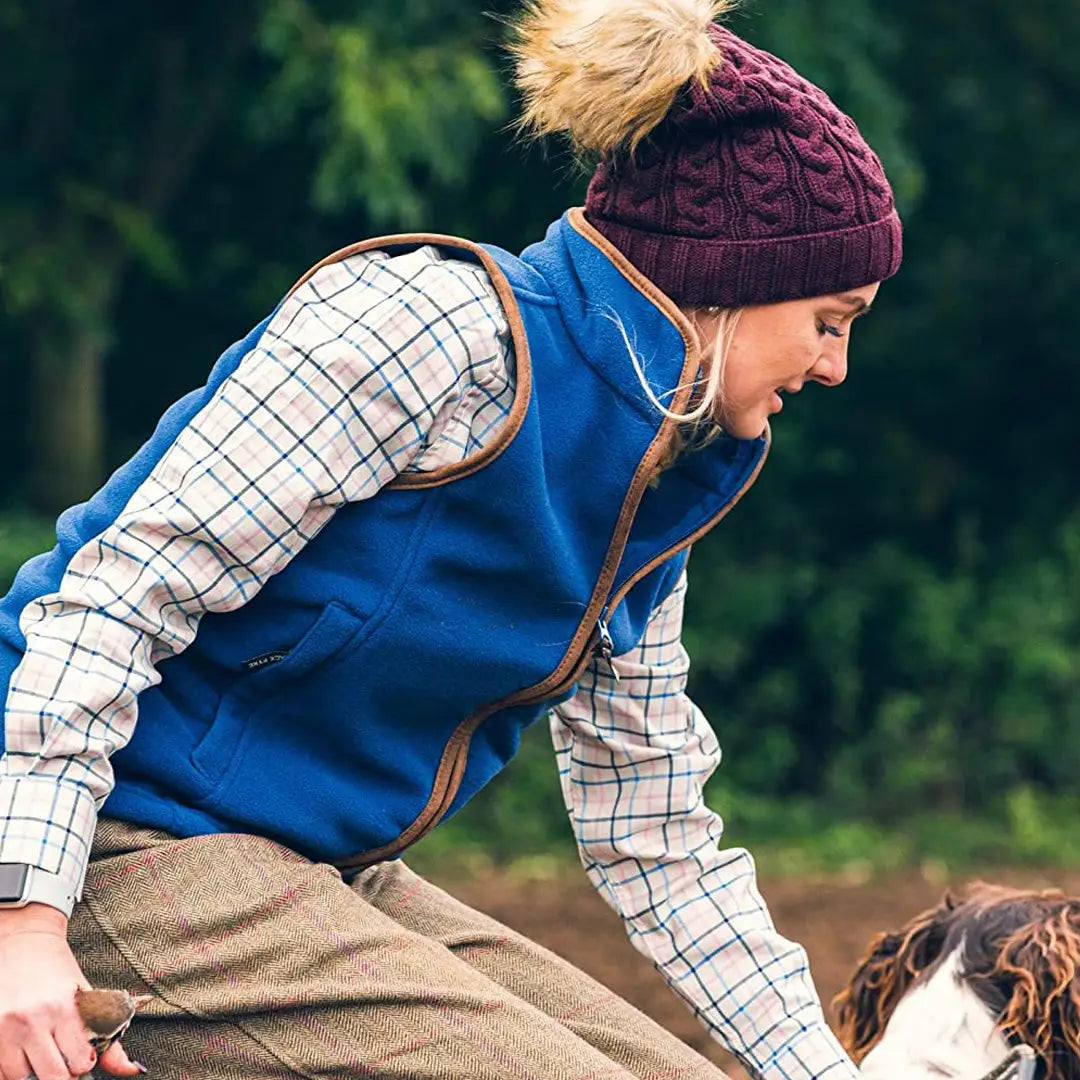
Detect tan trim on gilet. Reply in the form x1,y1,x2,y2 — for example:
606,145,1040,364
290,208,767,872
287,230,533,488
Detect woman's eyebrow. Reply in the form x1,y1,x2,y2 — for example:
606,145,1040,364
835,293,873,315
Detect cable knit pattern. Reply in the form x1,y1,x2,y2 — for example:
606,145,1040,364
585,25,902,306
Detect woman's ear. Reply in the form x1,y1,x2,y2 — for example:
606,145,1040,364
833,893,957,1063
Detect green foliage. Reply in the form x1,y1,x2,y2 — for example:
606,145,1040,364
731,0,922,212
683,511,1080,822
0,0,512,509
0,516,56,595
255,0,506,224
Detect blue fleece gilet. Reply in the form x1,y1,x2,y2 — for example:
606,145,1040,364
0,210,766,869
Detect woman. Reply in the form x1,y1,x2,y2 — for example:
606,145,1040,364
0,2,901,1078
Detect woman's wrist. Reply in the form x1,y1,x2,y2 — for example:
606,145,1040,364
0,902,70,939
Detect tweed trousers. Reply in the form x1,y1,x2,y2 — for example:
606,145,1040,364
68,819,731,1080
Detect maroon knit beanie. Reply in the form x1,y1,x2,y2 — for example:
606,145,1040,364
584,24,903,308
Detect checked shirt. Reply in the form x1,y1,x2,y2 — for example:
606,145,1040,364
0,245,856,1080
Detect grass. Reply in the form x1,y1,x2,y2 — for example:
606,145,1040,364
410,781,1080,884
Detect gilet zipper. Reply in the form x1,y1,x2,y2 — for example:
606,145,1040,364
593,608,618,683
335,437,769,874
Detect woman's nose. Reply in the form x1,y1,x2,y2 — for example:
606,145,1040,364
811,343,849,387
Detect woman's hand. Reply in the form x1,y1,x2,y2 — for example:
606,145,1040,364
0,906,143,1079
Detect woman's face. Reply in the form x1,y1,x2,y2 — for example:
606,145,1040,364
694,282,881,440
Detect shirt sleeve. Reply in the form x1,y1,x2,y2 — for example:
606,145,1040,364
550,569,858,1080
0,248,512,901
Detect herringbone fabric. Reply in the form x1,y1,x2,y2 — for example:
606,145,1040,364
69,819,730,1080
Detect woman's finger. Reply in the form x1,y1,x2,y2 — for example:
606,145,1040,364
98,1040,146,1077
0,1046,33,1080
53,1018,97,1079
23,1030,74,1080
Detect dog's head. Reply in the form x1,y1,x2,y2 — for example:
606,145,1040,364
833,882,1080,1078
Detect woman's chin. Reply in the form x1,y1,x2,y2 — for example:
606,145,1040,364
722,409,770,441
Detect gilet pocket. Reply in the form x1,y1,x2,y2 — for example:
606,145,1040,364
190,601,364,792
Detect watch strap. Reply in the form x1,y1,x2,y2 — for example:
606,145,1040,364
0,864,78,918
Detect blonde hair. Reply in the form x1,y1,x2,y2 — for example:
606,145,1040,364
510,0,731,157
606,305,742,478
651,305,740,421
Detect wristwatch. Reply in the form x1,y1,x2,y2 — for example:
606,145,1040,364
0,863,78,917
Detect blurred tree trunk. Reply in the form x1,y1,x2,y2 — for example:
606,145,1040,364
3,4,257,513
21,235,119,513
26,326,107,512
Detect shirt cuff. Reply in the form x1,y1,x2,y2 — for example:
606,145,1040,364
0,775,97,903
752,1021,859,1080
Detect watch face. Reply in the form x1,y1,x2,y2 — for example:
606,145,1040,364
0,864,28,903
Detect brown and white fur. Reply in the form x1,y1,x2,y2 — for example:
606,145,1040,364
834,883,1080,1078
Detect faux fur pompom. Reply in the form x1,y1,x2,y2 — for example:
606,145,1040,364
510,0,729,156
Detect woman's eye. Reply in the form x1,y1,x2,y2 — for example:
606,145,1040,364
817,321,845,338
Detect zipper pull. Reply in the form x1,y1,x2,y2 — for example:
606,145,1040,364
594,616,620,684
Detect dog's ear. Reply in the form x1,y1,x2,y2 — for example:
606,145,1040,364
981,899,1080,1080
832,893,957,1063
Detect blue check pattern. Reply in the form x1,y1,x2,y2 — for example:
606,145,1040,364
0,246,855,1080
553,576,856,1080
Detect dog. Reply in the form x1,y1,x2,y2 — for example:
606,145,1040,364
833,883,1078,1079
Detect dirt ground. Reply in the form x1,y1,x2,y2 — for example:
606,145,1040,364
432,863,1080,1079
